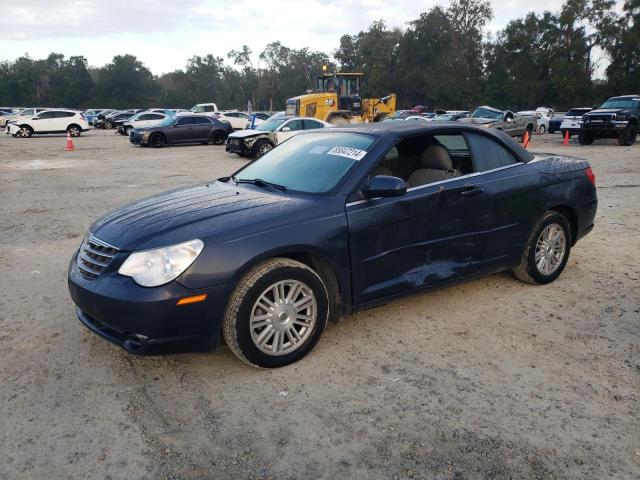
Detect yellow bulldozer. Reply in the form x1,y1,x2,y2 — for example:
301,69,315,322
285,71,396,125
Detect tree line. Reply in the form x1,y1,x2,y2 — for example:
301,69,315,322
0,0,638,112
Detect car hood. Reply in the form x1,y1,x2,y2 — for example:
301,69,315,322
459,117,496,125
587,108,626,115
229,129,270,139
89,181,318,251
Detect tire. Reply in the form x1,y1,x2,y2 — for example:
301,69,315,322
253,139,273,158
149,133,165,148
222,258,329,368
211,130,226,145
537,124,546,135
103,121,113,129
67,124,81,137
618,124,637,146
19,125,32,138
513,211,571,285
578,131,594,145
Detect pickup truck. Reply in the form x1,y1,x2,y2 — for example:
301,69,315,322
579,95,639,146
460,106,536,139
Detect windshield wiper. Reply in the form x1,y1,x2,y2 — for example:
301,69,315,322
234,178,287,192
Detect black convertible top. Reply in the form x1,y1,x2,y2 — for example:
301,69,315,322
330,121,535,163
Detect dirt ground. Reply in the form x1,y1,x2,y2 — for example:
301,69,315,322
0,128,638,480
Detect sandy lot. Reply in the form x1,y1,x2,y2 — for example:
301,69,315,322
0,129,638,480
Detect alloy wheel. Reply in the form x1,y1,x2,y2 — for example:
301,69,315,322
534,223,566,275
249,280,317,356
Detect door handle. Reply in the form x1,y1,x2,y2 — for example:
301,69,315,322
459,186,485,197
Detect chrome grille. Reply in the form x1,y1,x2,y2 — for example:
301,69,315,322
77,234,119,280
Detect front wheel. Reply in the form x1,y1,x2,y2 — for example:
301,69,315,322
211,131,226,145
513,211,571,285
222,258,329,368
537,124,546,134
149,133,165,148
618,125,637,146
253,139,273,158
103,121,113,129
19,126,32,138
578,132,594,145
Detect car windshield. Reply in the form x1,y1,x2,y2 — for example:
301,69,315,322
158,117,175,127
567,109,589,117
434,114,454,121
471,107,503,119
233,132,375,194
599,98,639,109
255,119,286,131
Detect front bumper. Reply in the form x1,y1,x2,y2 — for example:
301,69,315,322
580,121,628,135
68,252,231,354
226,138,250,154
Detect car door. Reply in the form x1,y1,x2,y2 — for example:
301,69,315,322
346,132,493,305
275,119,304,144
31,111,57,132
464,132,541,268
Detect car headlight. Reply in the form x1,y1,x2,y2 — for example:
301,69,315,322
615,114,626,121
118,239,204,287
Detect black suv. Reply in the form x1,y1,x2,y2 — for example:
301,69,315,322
129,114,232,147
579,95,639,146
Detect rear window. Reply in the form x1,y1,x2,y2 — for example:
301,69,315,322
466,133,520,171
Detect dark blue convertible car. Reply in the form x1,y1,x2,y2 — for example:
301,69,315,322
68,122,597,367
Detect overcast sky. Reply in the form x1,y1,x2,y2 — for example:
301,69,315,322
0,0,622,74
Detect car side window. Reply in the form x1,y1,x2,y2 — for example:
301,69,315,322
36,111,56,119
54,111,74,118
465,133,520,171
138,114,152,120
284,120,304,131
147,114,163,120
303,120,323,130
225,112,237,118
204,105,214,112
196,117,212,124
176,117,196,126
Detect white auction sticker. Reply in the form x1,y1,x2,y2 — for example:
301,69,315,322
326,146,368,161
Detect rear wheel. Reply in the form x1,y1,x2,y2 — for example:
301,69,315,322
103,121,113,129
222,258,329,368
618,124,637,146
149,133,165,148
513,211,571,285
578,132,594,145
67,124,81,137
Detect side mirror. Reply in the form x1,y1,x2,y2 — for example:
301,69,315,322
505,116,513,122
362,175,407,199
281,126,291,132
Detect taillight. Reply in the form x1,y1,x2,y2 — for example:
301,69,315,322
585,167,595,186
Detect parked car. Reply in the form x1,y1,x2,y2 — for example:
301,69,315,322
7,109,89,137
579,95,639,146
190,103,219,114
461,106,536,139
216,110,252,130
118,111,174,135
432,111,471,121
559,108,592,137
382,110,415,122
535,107,554,134
94,111,135,129
548,113,564,134
84,109,110,125
0,108,47,127
129,114,232,147
68,122,597,366
226,116,332,158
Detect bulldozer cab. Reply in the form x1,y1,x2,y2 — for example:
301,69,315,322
317,73,363,115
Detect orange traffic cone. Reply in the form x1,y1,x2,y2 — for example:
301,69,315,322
66,132,75,151
563,130,570,146
522,130,530,149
